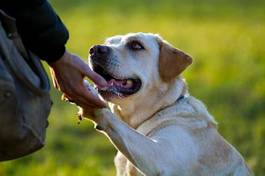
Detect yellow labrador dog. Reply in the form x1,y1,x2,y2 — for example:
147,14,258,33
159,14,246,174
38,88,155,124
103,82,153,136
81,33,252,176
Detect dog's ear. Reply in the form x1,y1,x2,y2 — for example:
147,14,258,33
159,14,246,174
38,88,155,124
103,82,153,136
158,40,193,82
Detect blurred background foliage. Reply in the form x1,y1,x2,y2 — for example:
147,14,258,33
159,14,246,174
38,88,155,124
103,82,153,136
0,0,265,175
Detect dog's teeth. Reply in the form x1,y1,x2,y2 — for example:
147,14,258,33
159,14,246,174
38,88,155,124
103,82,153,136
126,80,133,87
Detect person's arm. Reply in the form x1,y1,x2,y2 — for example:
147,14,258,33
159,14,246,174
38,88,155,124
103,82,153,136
1,0,108,108
2,0,68,62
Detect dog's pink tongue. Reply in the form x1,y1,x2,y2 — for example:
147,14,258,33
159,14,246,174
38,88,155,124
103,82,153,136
108,79,133,88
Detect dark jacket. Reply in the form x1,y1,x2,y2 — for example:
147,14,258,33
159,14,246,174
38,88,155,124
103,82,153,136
1,0,69,62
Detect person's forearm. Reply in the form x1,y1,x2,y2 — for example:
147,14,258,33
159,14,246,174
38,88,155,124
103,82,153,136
1,0,69,62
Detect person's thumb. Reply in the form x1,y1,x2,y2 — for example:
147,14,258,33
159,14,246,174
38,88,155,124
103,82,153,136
80,63,108,87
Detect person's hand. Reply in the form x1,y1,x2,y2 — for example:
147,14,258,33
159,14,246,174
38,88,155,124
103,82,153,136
78,80,106,120
48,51,108,108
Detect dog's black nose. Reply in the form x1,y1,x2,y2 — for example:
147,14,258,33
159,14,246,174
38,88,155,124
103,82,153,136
89,45,110,56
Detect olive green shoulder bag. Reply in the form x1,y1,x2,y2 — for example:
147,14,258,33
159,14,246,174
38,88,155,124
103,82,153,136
0,10,52,161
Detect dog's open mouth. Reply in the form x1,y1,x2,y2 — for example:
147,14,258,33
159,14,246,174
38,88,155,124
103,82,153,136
93,64,142,98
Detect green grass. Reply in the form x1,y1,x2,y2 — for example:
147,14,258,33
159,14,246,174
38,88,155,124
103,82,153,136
0,0,265,175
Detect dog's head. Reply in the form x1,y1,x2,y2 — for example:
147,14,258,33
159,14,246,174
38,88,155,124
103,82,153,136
89,33,192,104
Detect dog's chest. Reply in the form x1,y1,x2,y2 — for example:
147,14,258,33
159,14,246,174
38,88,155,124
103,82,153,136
114,152,143,176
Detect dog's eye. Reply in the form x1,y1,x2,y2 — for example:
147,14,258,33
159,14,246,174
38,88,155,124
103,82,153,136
128,41,145,50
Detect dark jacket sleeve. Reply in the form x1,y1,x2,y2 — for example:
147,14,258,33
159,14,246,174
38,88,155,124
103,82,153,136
1,0,69,62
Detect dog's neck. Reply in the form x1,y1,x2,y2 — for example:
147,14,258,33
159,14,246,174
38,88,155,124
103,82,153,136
111,78,188,128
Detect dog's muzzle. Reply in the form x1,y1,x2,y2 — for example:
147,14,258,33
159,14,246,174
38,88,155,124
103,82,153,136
89,45,142,99
89,45,111,66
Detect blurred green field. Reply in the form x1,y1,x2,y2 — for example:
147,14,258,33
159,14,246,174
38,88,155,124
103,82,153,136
1,0,265,175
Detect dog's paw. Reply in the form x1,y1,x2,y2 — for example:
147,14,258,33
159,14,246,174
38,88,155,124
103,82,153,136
93,108,114,131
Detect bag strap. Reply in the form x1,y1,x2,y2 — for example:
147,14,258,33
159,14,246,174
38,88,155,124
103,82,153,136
0,10,50,96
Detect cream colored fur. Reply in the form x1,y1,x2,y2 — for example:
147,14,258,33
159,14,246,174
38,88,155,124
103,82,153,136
86,33,252,176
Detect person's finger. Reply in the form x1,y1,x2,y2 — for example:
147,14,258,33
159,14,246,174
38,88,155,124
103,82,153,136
72,84,106,108
63,82,106,108
63,91,95,108
62,73,106,107
74,96,102,109
79,62,108,87
78,90,106,108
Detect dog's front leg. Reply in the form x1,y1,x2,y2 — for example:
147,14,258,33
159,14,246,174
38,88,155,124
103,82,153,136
93,108,172,176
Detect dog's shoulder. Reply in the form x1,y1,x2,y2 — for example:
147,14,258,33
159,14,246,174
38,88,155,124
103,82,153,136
136,95,217,137
184,96,217,125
